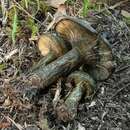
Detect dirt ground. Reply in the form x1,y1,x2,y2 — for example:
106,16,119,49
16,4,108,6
0,1,130,130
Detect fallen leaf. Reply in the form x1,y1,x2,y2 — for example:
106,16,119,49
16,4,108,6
46,0,67,8
54,4,67,18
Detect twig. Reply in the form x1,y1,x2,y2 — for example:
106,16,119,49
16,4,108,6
53,79,62,108
109,0,128,10
4,48,18,61
95,0,128,14
110,83,130,99
0,49,18,63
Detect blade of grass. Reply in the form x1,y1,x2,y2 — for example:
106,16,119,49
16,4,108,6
83,0,90,17
35,0,40,15
12,6,18,45
24,0,29,9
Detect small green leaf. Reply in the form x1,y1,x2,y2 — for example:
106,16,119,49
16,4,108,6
24,0,29,9
82,0,90,17
0,63,6,71
26,17,38,37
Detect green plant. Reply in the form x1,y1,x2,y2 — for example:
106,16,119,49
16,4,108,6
82,0,90,16
26,17,38,37
0,63,6,72
82,0,103,17
124,17,130,25
6,0,43,43
12,6,18,45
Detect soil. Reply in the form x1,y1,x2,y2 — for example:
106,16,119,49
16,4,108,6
0,1,130,130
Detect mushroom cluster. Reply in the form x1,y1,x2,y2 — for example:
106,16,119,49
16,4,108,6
28,16,114,122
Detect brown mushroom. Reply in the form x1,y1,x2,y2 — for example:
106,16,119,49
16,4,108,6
54,16,114,80
83,36,115,81
28,32,98,88
54,16,97,46
30,33,68,72
28,17,114,89
56,71,95,122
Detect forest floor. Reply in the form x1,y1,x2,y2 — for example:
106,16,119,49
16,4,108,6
0,0,130,130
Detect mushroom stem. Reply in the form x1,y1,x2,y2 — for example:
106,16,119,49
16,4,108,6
28,39,98,88
28,47,83,88
55,71,95,122
56,81,85,122
65,81,88,117
30,52,56,73
29,33,68,73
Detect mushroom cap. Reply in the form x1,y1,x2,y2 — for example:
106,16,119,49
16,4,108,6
98,36,113,62
67,71,96,96
38,33,68,56
86,64,110,81
85,36,114,81
54,17,97,46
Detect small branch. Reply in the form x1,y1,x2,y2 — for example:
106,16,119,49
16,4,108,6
53,79,62,108
109,0,128,10
110,83,130,99
0,49,18,63
4,49,18,61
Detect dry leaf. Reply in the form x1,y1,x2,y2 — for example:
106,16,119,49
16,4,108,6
46,0,67,8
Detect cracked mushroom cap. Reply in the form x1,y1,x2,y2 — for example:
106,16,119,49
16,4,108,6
54,16,97,46
67,71,96,96
85,36,115,81
38,33,68,57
